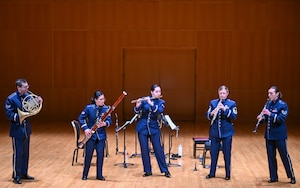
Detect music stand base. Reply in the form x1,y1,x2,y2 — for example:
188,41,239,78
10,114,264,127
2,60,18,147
116,151,123,155
114,162,134,168
167,162,181,167
130,153,141,158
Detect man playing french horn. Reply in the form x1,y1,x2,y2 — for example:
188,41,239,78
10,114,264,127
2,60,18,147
5,78,43,184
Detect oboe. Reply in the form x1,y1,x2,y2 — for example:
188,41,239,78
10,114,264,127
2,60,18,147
210,99,223,125
253,99,269,133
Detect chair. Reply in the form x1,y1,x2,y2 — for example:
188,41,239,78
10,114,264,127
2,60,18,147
71,120,84,166
71,120,109,166
202,140,222,168
192,137,209,158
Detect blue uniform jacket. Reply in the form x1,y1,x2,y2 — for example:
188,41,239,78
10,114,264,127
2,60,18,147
5,91,32,138
78,104,112,141
206,98,237,138
134,98,165,135
263,99,288,140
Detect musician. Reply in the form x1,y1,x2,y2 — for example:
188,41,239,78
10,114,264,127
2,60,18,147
206,85,237,180
257,86,296,184
133,84,171,178
5,78,43,184
78,91,112,181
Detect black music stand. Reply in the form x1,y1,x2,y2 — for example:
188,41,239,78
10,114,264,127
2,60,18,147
114,114,139,168
115,113,123,155
130,131,141,158
161,114,181,167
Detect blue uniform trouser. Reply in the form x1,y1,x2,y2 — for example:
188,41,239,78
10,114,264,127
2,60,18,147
209,136,232,177
266,139,295,180
12,137,30,178
138,132,168,173
83,139,105,178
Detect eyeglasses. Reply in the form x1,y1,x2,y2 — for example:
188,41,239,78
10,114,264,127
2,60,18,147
98,98,106,101
21,85,30,89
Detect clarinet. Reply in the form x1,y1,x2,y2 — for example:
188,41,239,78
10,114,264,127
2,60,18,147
253,99,269,133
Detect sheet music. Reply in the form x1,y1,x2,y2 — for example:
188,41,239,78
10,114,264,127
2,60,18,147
164,115,178,130
115,114,139,132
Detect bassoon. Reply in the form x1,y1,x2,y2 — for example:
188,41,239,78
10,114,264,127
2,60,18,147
78,91,127,148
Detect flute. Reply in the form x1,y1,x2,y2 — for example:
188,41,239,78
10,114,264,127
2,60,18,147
131,95,162,103
253,99,269,133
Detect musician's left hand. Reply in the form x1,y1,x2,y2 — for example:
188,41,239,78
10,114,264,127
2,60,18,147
218,103,226,111
97,121,106,128
257,114,263,120
38,96,43,103
262,109,271,116
145,96,154,106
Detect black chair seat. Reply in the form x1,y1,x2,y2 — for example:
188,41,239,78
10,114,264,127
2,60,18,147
192,137,209,158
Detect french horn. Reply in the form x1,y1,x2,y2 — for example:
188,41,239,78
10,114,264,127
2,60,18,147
17,90,42,124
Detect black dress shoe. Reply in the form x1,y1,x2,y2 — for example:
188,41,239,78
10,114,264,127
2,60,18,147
165,172,171,178
21,174,34,180
82,176,87,180
97,176,105,181
268,179,278,183
291,177,296,184
225,176,230,180
206,174,215,179
143,172,152,177
13,177,22,184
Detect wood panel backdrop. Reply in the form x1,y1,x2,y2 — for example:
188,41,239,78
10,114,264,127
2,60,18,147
0,0,299,127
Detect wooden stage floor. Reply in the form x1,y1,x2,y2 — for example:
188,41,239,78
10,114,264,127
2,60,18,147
0,120,299,188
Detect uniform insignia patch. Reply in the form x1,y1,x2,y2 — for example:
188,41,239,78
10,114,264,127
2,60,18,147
233,107,238,114
208,106,211,112
282,110,287,115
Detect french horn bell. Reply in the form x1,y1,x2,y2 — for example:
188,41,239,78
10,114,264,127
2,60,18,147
17,90,42,124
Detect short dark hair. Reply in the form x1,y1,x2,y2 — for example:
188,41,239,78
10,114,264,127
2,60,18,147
15,78,27,87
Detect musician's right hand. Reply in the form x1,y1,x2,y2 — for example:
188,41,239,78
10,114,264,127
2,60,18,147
85,129,92,137
38,96,43,103
135,98,142,108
